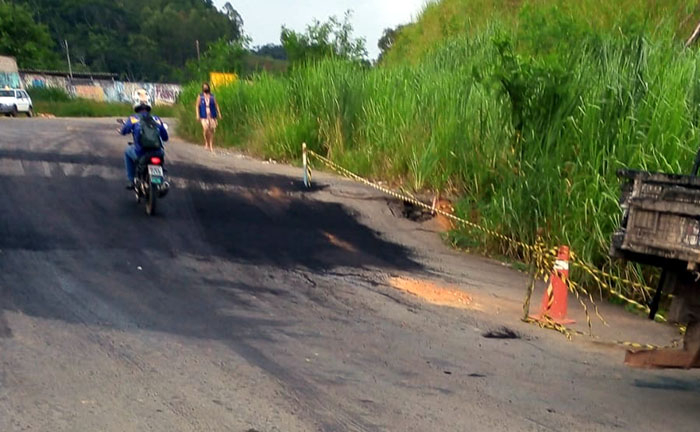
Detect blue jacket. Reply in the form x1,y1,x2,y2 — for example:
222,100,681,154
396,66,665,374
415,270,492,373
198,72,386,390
198,93,218,119
120,112,169,154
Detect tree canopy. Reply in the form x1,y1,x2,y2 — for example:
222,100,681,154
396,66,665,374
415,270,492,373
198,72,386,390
253,44,287,61
0,2,59,69
7,0,243,81
2,1,374,82
281,12,367,65
377,25,405,63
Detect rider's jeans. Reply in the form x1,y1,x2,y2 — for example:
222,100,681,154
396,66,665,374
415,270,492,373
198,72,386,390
124,146,139,182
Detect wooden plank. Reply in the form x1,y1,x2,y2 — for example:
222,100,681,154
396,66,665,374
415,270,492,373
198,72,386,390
625,349,700,369
626,322,700,369
617,169,700,188
622,239,700,264
631,199,700,216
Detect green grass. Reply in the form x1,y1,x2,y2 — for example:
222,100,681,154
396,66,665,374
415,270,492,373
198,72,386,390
27,87,72,102
176,0,700,298
27,86,178,117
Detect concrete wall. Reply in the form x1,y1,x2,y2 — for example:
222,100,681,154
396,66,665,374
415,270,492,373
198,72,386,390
20,72,181,106
22,73,69,90
0,56,22,89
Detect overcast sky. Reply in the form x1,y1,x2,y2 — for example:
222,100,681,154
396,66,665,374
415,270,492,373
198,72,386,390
214,0,428,59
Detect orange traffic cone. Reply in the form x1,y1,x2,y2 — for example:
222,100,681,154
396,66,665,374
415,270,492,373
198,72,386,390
531,246,575,325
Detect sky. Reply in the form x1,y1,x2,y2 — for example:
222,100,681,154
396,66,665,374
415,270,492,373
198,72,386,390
214,0,428,59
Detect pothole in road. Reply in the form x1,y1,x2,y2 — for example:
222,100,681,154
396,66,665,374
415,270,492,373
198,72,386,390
387,197,455,232
387,199,435,222
389,277,472,310
482,327,521,339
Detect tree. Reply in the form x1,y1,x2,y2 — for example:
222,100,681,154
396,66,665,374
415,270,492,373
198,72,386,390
10,0,245,81
377,24,405,62
184,37,249,81
0,2,59,68
281,11,367,65
222,1,244,40
253,44,287,61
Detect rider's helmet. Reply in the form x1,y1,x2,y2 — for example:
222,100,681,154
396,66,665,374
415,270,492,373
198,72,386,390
132,88,152,112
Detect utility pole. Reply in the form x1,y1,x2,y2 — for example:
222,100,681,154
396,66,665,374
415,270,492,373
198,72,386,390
64,40,73,80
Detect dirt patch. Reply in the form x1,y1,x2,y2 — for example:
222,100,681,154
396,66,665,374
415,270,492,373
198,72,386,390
267,186,285,198
389,277,472,309
433,198,455,232
323,232,358,253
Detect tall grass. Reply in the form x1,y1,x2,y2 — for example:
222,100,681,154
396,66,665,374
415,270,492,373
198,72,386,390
178,3,700,296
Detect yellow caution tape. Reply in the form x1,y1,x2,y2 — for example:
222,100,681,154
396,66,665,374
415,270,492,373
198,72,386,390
524,315,681,351
304,147,683,350
307,149,555,258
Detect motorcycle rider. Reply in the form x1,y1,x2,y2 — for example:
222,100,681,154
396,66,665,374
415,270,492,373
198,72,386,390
119,89,169,190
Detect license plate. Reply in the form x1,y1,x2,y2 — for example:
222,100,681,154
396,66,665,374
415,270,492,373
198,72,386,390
148,165,164,176
148,165,164,184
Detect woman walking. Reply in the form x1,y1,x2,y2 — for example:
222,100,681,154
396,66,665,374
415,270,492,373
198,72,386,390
196,83,221,152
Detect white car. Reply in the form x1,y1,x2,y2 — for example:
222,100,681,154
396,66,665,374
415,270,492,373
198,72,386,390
0,88,33,117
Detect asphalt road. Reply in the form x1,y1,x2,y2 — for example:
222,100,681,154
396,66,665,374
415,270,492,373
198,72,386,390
1,118,699,432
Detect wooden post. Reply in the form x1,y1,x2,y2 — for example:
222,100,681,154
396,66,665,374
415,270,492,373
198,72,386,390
523,234,544,321
522,260,537,321
685,322,700,369
302,143,310,188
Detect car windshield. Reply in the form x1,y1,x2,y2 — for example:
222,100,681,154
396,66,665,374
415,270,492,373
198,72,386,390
0,90,14,97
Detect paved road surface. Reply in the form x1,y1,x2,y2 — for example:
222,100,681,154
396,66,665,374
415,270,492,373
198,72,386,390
1,118,699,431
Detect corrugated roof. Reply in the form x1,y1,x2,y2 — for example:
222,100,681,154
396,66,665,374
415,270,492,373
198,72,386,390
19,69,117,79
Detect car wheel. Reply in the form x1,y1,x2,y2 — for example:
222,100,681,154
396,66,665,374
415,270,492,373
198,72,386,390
26,107,34,118
10,106,18,117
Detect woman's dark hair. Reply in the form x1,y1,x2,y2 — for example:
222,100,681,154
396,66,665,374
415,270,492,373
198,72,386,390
202,82,211,93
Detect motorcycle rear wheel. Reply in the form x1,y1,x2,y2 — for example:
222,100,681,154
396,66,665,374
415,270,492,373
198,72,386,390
146,183,157,216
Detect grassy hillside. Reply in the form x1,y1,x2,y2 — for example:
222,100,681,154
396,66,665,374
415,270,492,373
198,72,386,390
386,0,700,64
178,0,700,295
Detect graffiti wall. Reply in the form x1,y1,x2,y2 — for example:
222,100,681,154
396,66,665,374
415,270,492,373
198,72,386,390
1,56,22,89
19,73,181,106
0,72,21,89
21,73,69,90
74,85,106,101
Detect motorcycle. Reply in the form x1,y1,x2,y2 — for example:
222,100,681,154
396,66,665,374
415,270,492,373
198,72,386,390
117,119,170,216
